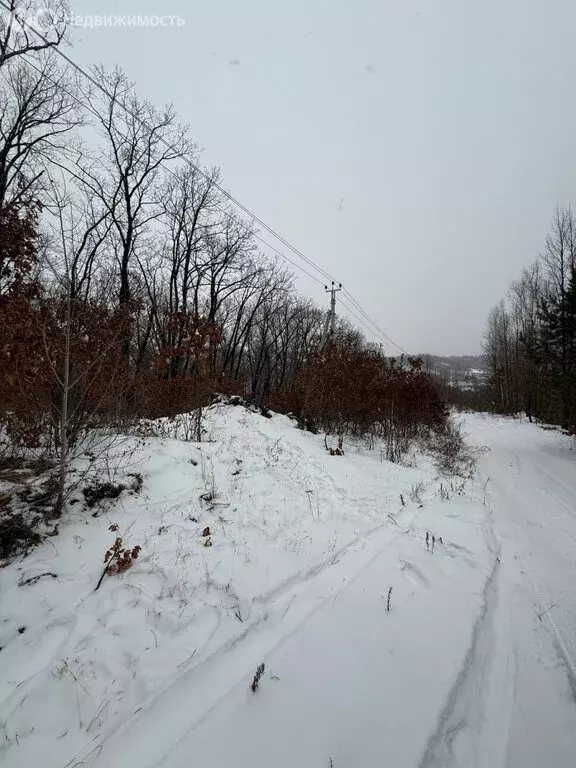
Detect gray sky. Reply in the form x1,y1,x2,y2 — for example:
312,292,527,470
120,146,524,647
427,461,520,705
70,0,576,355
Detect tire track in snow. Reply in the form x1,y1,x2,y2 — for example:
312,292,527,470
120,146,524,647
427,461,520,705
485,455,576,699
144,521,425,768
75,515,421,768
419,553,505,768
512,543,576,706
534,464,576,525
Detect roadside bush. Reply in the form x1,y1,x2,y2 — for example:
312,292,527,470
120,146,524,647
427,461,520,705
278,343,448,462
429,419,486,477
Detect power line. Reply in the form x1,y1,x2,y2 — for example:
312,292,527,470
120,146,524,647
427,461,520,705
2,2,408,354
338,296,404,355
338,296,382,337
8,40,326,289
342,288,408,355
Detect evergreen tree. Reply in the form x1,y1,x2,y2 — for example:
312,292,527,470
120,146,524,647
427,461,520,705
535,266,576,430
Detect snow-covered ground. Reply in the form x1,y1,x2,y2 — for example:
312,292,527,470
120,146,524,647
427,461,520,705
1,406,575,767
467,414,576,768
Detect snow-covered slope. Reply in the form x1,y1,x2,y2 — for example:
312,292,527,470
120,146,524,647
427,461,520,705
1,405,496,768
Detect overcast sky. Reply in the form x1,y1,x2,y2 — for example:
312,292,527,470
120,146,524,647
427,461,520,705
69,0,576,355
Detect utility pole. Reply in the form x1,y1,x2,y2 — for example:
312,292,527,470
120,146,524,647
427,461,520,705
319,281,342,351
327,281,342,334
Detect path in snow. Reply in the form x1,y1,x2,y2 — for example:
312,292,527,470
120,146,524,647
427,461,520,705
454,415,576,768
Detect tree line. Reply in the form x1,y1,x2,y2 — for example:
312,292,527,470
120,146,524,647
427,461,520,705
484,205,576,431
0,3,448,524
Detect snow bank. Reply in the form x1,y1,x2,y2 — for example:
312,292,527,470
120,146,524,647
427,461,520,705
0,406,495,768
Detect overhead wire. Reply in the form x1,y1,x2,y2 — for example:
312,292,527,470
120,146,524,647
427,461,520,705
7,38,326,289
338,295,385,339
342,288,408,355
338,296,403,355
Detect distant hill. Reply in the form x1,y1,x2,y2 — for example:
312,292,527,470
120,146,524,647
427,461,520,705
420,354,488,391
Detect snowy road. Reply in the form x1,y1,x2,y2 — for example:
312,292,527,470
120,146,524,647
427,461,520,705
466,415,576,768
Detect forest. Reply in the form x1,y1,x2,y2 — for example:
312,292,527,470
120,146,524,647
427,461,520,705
0,2,448,554
484,205,576,433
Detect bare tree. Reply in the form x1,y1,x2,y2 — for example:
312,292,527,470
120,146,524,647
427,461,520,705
0,0,68,68
543,205,576,300
0,52,80,206
161,165,223,314
37,273,131,514
508,261,546,419
485,205,576,426
149,164,224,376
41,171,114,301
484,300,516,412
201,217,260,324
74,66,194,315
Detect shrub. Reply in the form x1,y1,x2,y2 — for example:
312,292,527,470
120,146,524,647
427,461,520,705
82,473,143,510
281,345,447,461
251,662,266,692
83,481,125,509
95,524,142,590
0,464,61,562
0,509,42,560
430,419,486,477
